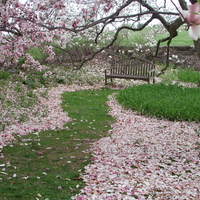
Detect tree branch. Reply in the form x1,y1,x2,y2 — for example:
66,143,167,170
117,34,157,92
0,27,23,36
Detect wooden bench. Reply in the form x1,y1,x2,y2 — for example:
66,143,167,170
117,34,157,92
105,57,156,85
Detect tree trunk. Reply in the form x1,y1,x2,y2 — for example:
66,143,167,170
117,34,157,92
193,39,200,57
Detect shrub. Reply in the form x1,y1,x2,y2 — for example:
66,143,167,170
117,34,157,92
117,83,200,122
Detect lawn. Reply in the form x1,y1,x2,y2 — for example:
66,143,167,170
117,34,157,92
1,71,199,199
118,25,193,47
0,88,116,199
117,83,200,122
73,92,199,199
0,27,199,199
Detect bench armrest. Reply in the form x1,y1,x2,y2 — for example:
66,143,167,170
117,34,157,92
148,69,155,73
104,68,110,72
148,69,156,75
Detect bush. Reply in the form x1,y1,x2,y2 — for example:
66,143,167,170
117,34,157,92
117,83,200,122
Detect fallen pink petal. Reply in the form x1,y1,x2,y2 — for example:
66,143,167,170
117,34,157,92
72,93,200,199
0,83,199,199
36,193,42,197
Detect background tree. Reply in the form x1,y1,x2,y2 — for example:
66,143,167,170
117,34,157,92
0,0,197,72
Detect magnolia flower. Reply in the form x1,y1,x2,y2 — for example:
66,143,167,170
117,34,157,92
181,3,200,40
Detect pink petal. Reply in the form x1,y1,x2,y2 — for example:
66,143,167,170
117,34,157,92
189,25,200,40
188,3,200,13
188,3,200,24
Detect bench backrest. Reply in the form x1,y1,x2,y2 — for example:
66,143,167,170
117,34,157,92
111,57,155,76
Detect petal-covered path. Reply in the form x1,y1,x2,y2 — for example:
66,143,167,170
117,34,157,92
73,93,200,199
0,84,102,149
1,84,199,199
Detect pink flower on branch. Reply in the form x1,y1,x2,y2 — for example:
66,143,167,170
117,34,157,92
103,2,113,12
72,19,81,29
181,2,200,40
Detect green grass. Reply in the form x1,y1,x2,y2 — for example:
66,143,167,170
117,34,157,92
117,83,200,122
156,28,193,46
0,71,11,80
0,88,116,200
160,67,200,84
176,68,200,84
118,26,193,47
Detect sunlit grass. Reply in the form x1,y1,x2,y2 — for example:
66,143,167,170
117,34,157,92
118,26,193,47
156,28,193,46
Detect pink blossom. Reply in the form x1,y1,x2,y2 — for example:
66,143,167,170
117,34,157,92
72,19,81,29
104,2,113,12
181,3,200,40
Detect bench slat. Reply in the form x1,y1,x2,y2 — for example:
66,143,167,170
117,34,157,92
105,56,155,85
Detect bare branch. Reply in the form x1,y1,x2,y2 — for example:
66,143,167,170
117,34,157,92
0,27,23,36
58,16,155,70
178,0,188,10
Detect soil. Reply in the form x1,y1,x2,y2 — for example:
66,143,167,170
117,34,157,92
152,46,200,71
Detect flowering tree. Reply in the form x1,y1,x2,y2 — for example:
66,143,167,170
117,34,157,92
181,0,200,54
0,0,199,71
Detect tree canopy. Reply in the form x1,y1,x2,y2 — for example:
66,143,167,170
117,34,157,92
0,0,198,71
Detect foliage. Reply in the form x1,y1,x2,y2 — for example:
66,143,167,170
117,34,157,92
117,83,200,122
0,88,115,199
0,0,192,72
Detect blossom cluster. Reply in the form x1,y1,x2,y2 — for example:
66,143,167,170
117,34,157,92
1,0,184,75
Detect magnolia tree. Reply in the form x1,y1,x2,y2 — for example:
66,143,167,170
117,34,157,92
0,0,199,72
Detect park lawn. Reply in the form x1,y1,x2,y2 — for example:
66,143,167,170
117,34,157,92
0,70,199,199
156,28,194,46
119,26,193,46
117,83,200,122
0,88,116,200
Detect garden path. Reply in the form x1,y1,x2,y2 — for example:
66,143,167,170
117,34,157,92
0,83,199,199
72,91,199,199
